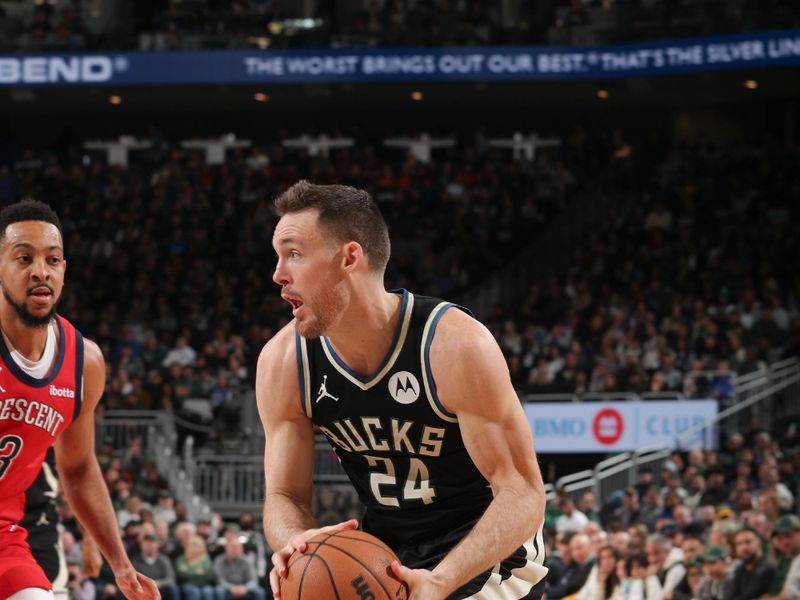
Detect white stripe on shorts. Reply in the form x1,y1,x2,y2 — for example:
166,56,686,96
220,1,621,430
462,523,548,600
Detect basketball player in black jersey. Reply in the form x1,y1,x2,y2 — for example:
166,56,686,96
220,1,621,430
23,449,67,598
24,449,103,599
257,181,548,599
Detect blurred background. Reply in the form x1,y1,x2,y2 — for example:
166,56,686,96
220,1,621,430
1,1,799,598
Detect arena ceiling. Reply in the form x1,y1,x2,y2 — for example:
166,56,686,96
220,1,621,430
2,66,798,117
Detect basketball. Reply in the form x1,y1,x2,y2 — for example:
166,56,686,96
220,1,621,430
280,530,409,600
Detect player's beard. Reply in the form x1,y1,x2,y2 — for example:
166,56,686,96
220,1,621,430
298,284,347,339
2,285,61,328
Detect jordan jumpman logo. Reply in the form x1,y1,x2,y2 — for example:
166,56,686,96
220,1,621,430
316,375,339,403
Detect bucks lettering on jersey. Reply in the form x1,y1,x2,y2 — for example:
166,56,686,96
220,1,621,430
296,290,493,548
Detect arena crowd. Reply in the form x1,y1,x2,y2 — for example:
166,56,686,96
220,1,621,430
3,0,799,52
541,421,799,600
1,128,796,599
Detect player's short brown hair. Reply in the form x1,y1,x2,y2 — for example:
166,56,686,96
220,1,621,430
274,180,390,273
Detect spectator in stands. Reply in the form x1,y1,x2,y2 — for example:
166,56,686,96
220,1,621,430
135,461,169,503
196,519,217,547
741,510,771,543
658,353,684,391
627,524,649,554
707,361,735,400
609,530,633,556
672,505,694,534
169,521,197,561
121,520,142,557
579,491,602,524
153,490,177,526
704,470,729,506
783,547,800,600
66,558,96,600
556,497,590,533
765,515,800,599
697,505,716,531
544,530,571,588
672,534,706,600
118,495,144,528
546,533,595,599
582,523,608,564
619,552,648,598
640,486,663,531
759,461,796,513
593,546,625,600
577,544,619,600
61,529,83,565
213,538,265,600
634,470,655,499
660,463,687,501
142,334,167,371
131,533,181,600
236,512,268,583
681,557,705,599
725,528,775,600
614,488,642,527
162,335,197,368
696,545,729,600
685,473,707,510
175,534,216,600
644,533,685,598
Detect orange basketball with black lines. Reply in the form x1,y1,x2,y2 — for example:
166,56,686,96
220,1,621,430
280,529,409,600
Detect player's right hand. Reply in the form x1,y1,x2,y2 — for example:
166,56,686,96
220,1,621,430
270,519,359,599
115,568,161,599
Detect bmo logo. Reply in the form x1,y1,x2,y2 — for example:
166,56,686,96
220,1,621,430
533,418,586,437
524,400,716,452
593,408,624,445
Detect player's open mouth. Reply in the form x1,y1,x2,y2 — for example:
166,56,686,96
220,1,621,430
29,287,53,303
282,295,304,314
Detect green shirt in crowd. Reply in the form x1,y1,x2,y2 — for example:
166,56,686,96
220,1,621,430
175,554,216,587
769,553,792,596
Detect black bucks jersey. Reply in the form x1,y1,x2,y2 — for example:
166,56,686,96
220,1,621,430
296,290,548,599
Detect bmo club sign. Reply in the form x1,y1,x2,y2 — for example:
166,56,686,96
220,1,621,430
523,400,718,453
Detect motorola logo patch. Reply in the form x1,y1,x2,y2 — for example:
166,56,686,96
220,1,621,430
388,371,420,404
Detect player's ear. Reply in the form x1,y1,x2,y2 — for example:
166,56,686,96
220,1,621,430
341,241,364,273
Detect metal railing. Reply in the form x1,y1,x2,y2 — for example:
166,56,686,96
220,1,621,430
547,357,800,502
97,410,213,523
522,391,685,403
95,409,163,451
184,433,350,518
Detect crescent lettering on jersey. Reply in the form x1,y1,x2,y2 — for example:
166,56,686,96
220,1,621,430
0,397,66,437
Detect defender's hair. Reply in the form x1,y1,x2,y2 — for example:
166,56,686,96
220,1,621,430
274,181,390,273
0,199,62,242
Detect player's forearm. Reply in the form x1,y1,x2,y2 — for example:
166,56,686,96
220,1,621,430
59,459,132,572
263,490,318,550
431,483,545,597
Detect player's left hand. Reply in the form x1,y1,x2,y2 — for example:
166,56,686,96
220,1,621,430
115,568,161,599
390,561,446,600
